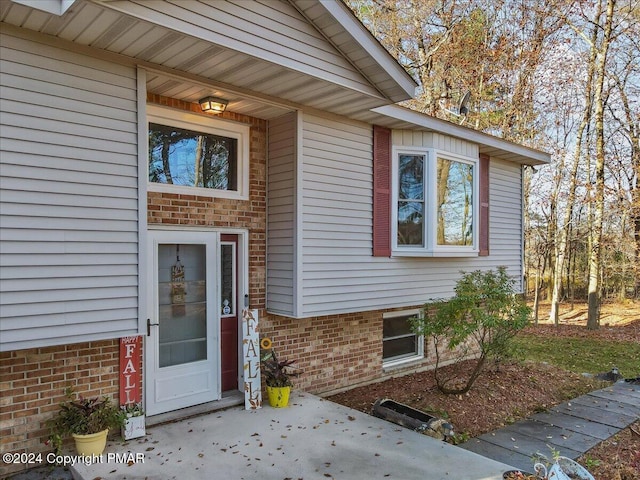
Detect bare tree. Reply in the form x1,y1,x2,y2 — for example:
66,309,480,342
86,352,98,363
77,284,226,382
549,10,599,325
585,0,616,329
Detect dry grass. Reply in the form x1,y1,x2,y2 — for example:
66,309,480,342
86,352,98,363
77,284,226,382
532,299,640,327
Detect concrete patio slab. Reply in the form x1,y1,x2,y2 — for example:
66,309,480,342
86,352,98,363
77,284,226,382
9,382,639,479
70,392,514,480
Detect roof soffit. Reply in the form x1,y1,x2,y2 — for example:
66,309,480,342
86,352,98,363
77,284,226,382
1,0,415,119
290,0,417,102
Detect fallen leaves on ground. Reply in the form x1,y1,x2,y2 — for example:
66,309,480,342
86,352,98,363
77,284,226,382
327,320,640,479
577,420,640,480
328,359,606,439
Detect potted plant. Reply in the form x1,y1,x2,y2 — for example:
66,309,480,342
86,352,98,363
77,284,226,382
121,402,145,440
261,349,299,408
47,387,126,456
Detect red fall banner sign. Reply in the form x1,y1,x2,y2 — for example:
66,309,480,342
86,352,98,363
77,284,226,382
120,336,142,405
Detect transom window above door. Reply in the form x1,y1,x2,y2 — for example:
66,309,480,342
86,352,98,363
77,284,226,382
147,105,249,200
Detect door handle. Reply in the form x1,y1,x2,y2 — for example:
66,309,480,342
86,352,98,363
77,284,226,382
147,318,159,336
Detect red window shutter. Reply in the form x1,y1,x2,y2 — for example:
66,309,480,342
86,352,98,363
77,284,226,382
373,125,392,257
479,153,490,256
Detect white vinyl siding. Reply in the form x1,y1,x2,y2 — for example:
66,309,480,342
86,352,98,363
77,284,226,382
267,112,298,316
392,131,479,158
300,113,374,315
298,113,523,317
488,159,524,265
0,31,139,351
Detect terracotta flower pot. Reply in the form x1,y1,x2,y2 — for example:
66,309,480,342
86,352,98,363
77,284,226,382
266,386,291,408
72,429,108,456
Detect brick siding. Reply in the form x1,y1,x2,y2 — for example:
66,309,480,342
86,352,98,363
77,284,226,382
0,341,120,476
259,307,461,396
260,311,383,394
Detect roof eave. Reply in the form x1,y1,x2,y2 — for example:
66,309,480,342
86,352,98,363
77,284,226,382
371,105,551,166
313,0,418,102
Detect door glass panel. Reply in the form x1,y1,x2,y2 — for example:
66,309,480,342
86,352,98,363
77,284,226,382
220,244,235,316
158,244,207,367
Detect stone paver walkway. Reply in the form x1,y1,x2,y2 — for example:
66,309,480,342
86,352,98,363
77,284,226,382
459,380,640,472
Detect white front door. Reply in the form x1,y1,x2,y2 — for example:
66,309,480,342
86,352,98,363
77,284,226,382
145,230,220,416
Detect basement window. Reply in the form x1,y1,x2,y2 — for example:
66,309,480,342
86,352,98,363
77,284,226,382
382,310,423,367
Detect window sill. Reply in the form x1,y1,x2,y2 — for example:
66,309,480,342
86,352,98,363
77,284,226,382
382,355,424,372
392,249,478,258
148,183,248,201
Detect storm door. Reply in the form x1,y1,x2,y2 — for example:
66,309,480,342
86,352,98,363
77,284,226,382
146,230,219,415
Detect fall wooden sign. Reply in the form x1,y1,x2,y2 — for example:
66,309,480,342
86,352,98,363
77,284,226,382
242,309,261,410
120,336,142,405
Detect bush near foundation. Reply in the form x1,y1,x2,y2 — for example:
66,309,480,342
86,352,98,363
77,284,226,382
411,267,530,394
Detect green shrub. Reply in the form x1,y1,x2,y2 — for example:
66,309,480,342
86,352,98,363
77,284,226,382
411,267,530,394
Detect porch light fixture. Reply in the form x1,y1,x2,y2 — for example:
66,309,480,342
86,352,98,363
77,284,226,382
199,96,228,114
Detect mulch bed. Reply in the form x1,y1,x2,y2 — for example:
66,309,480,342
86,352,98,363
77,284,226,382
328,320,640,480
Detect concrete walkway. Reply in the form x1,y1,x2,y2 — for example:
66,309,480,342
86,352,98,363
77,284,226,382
460,380,640,472
69,392,512,480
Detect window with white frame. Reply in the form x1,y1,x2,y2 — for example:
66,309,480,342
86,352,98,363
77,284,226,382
147,105,249,200
393,148,477,256
382,310,423,366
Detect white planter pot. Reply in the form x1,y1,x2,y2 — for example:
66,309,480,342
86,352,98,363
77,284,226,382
122,415,145,440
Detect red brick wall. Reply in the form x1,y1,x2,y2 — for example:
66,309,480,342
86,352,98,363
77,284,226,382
0,341,120,476
260,311,383,393
259,308,451,395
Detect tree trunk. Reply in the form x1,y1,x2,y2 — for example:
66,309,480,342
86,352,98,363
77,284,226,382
612,56,640,299
587,0,616,330
550,14,599,325
194,135,203,187
533,254,541,325
161,139,173,184
436,160,450,245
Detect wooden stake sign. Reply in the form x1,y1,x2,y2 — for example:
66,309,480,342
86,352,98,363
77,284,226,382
242,309,261,410
120,336,142,405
